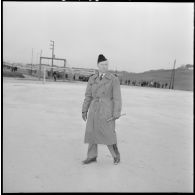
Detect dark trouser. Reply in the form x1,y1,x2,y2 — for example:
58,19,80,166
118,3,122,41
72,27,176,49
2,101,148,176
87,143,120,159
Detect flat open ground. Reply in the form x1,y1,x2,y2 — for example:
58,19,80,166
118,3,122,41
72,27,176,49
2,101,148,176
3,78,193,192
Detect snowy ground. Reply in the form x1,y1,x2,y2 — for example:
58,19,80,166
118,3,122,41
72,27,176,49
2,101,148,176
3,78,193,192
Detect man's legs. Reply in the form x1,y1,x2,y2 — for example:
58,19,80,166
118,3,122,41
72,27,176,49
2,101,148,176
87,143,98,159
107,144,120,164
107,145,117,158
82,144,98,164
113,144,120,157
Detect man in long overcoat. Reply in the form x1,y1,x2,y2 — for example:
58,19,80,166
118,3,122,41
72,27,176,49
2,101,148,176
82,54,122,165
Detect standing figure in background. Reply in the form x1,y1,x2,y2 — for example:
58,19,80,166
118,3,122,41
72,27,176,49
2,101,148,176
82,54,122,165
53,71,57,81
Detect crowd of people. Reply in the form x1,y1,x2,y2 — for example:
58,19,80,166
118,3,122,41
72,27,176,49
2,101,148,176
51,72,169,89
3,64,18,72
120,79,169,88
5,65,169,89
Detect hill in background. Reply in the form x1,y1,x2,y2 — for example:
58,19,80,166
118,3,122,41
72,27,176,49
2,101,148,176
113,64,193,91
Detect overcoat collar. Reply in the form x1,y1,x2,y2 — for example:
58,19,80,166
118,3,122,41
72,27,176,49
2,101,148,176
94,72,112,80
92,72,112,97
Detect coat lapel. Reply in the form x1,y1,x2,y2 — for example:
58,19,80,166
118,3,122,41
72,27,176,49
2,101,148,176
94,72,112,97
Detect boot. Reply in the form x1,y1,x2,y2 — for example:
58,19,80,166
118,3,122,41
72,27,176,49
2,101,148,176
114,157,120,165
82,157,97,164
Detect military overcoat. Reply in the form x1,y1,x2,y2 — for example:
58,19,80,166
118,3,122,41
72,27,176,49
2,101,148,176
82,72,122,145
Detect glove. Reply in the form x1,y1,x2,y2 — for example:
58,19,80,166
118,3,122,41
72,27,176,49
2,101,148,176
107,116,119,122
113,113,120,120
82,112,87,121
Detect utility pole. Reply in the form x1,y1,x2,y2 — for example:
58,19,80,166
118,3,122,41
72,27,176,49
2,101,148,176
63,59,66,81
171,59,176,89
40,49,42,60
31,48,33,75
115,65,117,76
50,40,54,76
169,59,176,89
39,50,42,81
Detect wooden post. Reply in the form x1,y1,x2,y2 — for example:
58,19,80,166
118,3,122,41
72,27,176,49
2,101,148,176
169,59,176,89
31,48,33,75
39,57,42,80
171,59,176,89
63,59,66,81
50,40,54,76
43,65,46,84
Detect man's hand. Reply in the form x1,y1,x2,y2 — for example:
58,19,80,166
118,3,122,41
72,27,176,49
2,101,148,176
82,112,87,121
107,116,119,122
106,113,126,122
113,116,120,120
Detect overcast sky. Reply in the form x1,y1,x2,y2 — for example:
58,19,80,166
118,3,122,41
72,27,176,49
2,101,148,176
3,2,193,73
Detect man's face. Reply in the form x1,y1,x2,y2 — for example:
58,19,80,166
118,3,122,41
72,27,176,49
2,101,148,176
97,60,109,73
